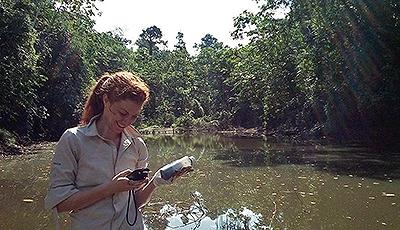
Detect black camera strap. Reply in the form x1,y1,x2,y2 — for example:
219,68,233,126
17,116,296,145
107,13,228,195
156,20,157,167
126,190,138,227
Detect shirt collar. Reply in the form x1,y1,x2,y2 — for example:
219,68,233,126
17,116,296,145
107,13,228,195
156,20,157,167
121,126,142,152
79,114,101,137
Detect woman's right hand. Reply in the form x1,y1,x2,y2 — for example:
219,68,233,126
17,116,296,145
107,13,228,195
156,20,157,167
108,169,148,194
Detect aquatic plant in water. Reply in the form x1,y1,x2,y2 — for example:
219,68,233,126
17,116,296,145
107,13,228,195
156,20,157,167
159,191,269,230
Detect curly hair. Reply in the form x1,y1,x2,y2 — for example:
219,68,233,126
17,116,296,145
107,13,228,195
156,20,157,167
80,71,150,125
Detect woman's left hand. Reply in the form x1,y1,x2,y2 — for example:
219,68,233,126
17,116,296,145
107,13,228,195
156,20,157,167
152,166,193,186
171,166,193,182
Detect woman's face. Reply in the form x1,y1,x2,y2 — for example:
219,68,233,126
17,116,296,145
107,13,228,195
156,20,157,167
103,96,143,133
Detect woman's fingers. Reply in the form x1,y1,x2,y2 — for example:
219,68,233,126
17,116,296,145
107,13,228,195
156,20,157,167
109,169,151,193
181,166,194,173
127,179,146,186
178,166,193,176
112,169,133,180
171,167,193,182
120,169,133,177
128,178,148,190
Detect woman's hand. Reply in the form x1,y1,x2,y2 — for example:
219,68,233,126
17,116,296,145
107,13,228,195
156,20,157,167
108,169,148,194
56,169,148,212
152,166,193,187
171,166,193,182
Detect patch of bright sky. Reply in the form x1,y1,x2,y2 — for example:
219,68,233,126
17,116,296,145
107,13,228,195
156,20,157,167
93,0,261,54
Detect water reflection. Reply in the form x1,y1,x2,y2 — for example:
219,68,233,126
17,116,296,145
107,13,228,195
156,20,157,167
154,190,267,230
144,191,271,230
162,207,267,230
146,134,400,180
1,136,399,229
160,191,208,229
207,138,400,180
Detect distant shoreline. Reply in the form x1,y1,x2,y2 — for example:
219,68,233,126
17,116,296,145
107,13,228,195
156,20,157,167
2,126,399,156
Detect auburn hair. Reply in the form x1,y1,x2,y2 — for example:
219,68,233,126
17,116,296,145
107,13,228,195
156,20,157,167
80,71,150,125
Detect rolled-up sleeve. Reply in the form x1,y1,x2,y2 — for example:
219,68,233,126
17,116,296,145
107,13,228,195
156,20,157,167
136,137,149,169
44,130,80,210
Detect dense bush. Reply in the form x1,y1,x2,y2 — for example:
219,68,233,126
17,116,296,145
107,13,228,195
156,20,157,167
0,0,399,146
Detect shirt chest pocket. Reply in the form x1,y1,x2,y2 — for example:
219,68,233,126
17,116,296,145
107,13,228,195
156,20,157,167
77,150,114,186
116,146,141,172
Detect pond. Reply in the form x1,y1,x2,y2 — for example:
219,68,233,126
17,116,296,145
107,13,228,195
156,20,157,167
0,135,399,229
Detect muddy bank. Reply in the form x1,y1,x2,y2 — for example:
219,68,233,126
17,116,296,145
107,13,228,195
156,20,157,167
1,141,55,156
140,126,264,137
140,126,400,150
2,126,398,155
0,142,23,155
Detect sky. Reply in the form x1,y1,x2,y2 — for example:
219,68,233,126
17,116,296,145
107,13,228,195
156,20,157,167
93,0,260,54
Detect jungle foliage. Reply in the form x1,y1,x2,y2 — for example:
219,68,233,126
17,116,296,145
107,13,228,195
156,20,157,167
1,0,399,144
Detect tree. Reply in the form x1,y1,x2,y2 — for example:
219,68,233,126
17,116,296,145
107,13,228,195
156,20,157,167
194,33,223,50
193,35,237,127
174,32,187,52
0,0,45,136
231,0,400,140
135,25,167,55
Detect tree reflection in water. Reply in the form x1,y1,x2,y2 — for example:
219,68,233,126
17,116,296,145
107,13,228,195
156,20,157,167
154,191,269,230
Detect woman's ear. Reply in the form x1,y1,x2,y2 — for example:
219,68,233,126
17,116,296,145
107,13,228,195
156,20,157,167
102,94,110,107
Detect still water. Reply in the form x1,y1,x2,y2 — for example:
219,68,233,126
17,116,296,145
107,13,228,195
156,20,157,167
0,135,399,229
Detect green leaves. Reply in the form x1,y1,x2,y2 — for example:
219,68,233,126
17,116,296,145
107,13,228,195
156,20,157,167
0,0,43,135
1,0,398,142
135,26,168,56
230,0,400,139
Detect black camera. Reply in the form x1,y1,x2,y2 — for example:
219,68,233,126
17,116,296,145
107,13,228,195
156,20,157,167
127,168,150,181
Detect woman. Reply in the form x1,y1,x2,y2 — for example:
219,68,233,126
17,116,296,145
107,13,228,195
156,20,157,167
45,71,179,229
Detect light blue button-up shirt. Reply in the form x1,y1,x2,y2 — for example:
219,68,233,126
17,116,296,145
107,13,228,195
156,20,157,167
45,115,148,230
